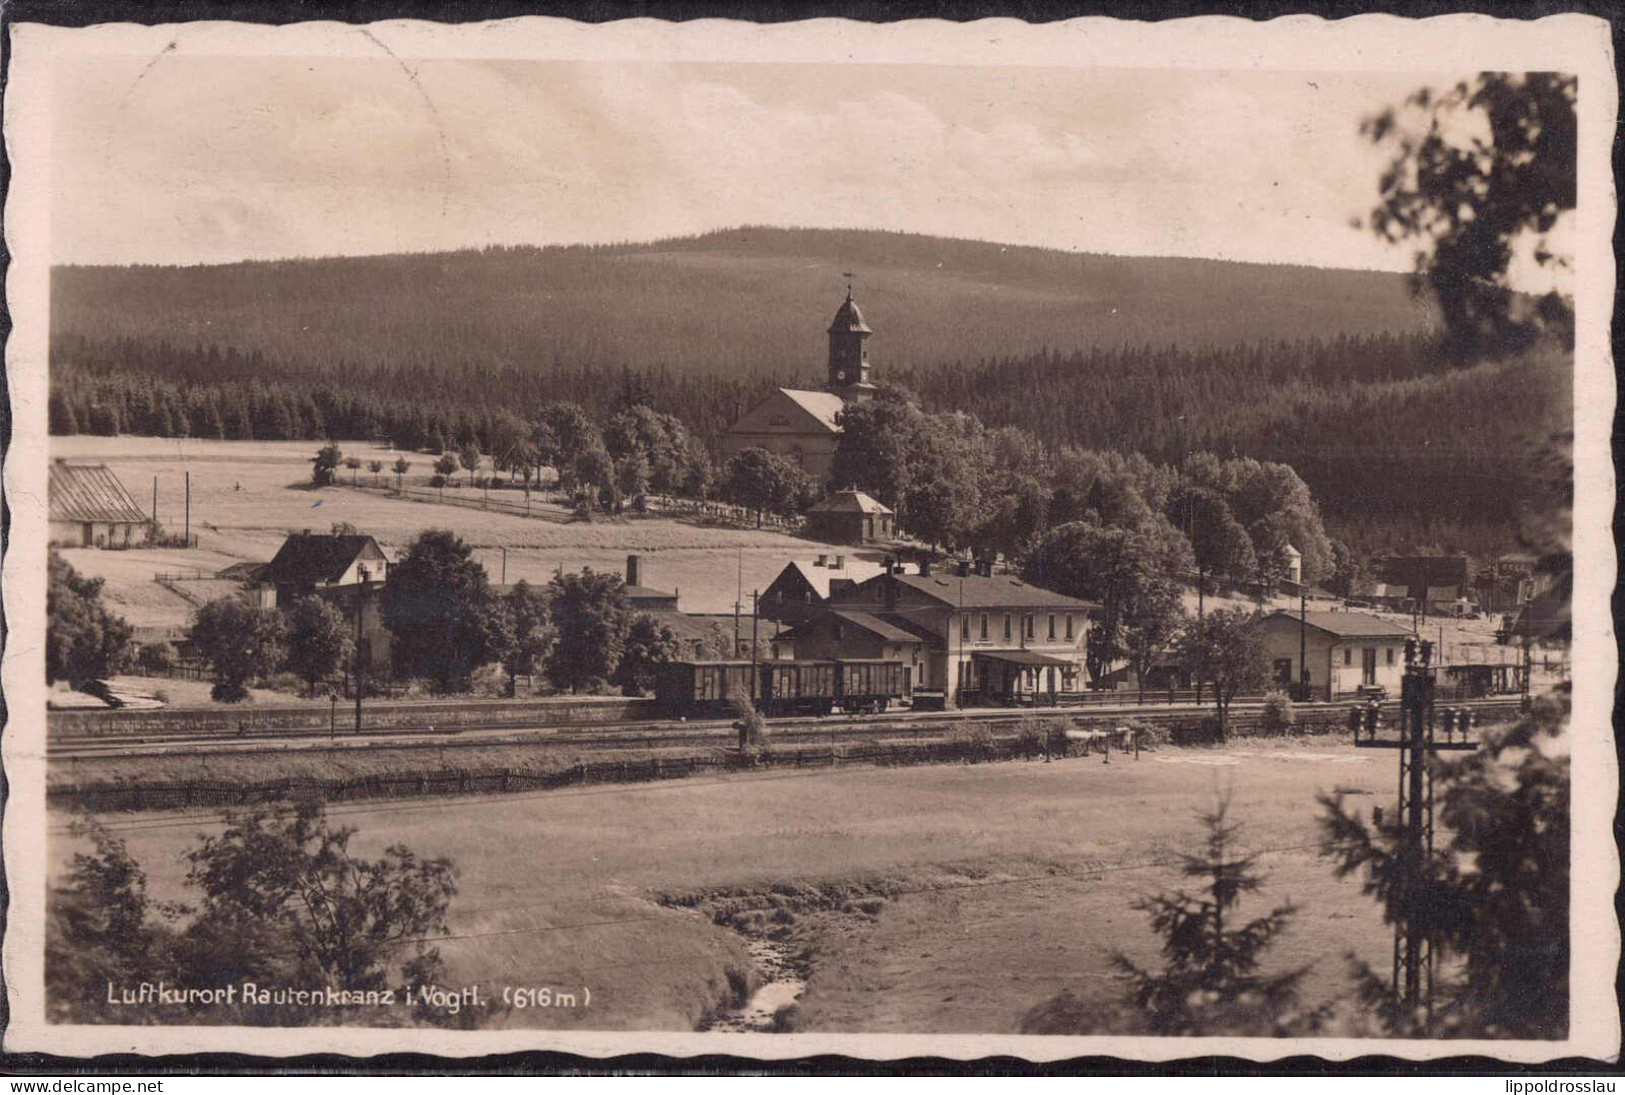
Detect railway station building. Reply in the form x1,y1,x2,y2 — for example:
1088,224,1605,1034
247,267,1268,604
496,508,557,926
811,562,1098,706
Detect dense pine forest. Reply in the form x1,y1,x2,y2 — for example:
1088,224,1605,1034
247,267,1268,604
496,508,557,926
48,228,1568,555
51,227,1438,382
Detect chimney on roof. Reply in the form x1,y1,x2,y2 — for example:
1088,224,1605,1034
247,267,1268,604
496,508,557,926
302,528,312,536
957,559,971,578
920,559,932,577
833,555,845,570
977,558,992,578
626,554,641,588
815,554,828,567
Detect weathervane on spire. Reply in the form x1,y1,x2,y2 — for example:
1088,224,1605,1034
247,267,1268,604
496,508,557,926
842,271,854,299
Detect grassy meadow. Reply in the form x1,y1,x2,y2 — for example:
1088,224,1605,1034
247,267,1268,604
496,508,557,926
51,745,1396,1032
52,435,855,627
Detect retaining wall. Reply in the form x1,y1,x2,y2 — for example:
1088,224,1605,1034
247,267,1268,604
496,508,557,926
48,696,656,739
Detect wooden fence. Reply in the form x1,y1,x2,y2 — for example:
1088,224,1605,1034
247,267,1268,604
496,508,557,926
49,736,1068,813
338,482,804,534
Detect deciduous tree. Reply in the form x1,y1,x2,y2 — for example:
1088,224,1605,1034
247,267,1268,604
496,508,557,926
1023,521,1191,683
544,568,630,694
312,443,342,486
498,581,556,696
190,596,287,702
1363,73,1576,359
46,551,133,685
612,613,682,697
382,529,503,693
1172,607,1267,740
283,595,354,696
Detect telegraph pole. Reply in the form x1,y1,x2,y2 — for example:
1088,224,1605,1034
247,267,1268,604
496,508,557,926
1353,636,1478,1016
750,591,761,704
1298,584,1309,701
353,588,365,734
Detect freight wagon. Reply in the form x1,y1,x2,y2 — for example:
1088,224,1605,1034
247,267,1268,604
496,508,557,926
654,659,909,719
758,660,838,716
834,659,905,714
653,661,756,718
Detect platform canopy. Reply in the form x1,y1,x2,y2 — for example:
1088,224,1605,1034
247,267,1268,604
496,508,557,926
972,650,1074,668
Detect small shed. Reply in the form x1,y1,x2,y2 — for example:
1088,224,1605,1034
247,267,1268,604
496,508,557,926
805,490,894,545
48,461,151,548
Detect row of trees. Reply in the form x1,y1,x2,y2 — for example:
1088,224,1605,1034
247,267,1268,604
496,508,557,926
833,388,1337,586
173,531,685,701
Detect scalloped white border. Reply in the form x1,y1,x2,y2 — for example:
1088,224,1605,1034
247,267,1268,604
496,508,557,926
3,12,1616,1063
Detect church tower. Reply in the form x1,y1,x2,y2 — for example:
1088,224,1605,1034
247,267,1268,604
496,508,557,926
827,286,877,403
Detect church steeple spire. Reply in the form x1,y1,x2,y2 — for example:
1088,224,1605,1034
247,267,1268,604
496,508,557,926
827,280,876,402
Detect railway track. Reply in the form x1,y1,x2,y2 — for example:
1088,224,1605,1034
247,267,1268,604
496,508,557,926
47,709,1036,759
45,697,1523,761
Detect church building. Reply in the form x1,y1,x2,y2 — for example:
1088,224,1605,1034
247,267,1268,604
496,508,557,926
720,287,878,484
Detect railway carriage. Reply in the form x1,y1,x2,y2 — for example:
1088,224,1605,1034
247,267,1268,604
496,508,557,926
653,661,756,718
835,659,905,713
758,660,839,716
653,658,909,719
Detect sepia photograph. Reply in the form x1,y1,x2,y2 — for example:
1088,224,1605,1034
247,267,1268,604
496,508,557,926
2,12,1616,1063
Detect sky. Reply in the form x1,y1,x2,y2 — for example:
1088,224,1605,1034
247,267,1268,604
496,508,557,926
48,57,1541,276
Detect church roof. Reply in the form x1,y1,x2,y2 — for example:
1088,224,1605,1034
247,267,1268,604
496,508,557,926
778,389,846,431
828,293,872,335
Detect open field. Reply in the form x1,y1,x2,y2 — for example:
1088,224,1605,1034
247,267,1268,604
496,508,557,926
52,436,856,624
52,745,1399,1032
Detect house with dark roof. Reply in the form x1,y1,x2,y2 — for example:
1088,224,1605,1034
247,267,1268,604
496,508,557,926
260,531,391,604
719,287,880,483
48,461,150,548
1254,609,1412,701
805,490,894,545
808,563,1098,705
759,554,900,625
260,531,393,671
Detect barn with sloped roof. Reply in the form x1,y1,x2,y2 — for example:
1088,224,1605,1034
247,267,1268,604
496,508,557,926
48,461,151,548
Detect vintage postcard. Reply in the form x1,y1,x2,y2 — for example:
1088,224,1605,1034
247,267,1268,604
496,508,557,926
2,13,1617,1063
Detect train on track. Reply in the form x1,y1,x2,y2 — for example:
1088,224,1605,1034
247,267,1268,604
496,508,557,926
655,659,908,719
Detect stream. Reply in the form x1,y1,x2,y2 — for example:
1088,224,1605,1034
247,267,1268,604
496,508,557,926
709,938,807,1032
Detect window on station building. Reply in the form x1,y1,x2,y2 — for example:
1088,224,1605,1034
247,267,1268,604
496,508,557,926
1026,616,1036,639
1003,615,1012,640
1065,614,1074,640
1387,647,1395,665
961,614,970,640
1047,615,1056,640
980,614,988,640
1344,649,1352,666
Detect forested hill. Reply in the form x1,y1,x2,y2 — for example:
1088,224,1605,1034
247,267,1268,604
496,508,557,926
51,227,1438,380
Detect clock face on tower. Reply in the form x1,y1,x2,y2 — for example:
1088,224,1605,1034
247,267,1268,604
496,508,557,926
836,371,846,380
